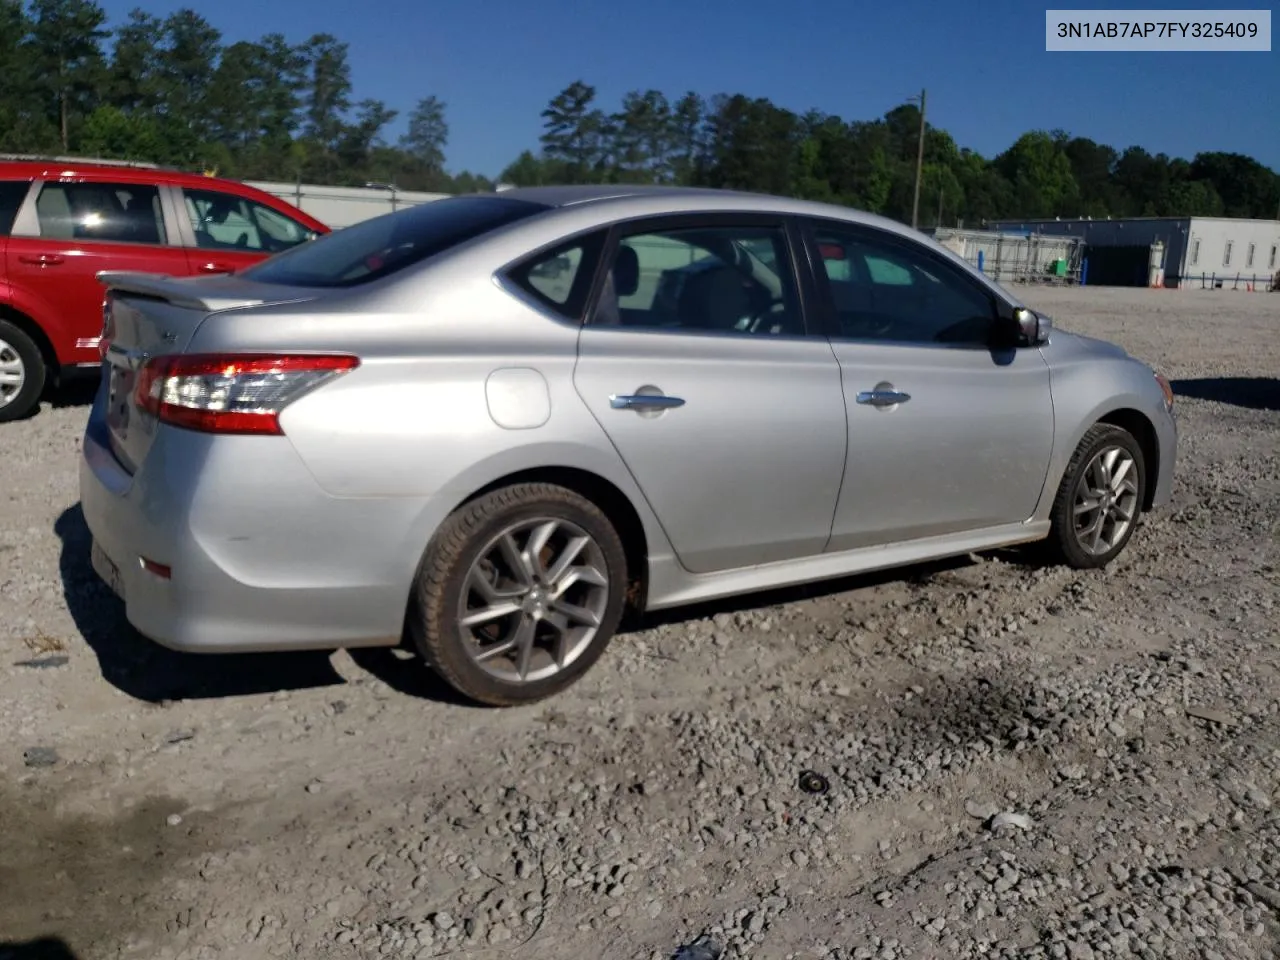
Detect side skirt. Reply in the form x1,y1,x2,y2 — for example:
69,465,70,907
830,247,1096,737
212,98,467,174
644,521,1051,612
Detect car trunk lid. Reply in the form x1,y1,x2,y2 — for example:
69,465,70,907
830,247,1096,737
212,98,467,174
98,271,319,475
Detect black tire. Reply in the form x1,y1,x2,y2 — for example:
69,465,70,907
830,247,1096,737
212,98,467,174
408,482,629,707
1047,423,1147,569
0,319,47,423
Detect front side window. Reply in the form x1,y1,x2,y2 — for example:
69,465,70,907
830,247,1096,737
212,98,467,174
184,188,315,254
242,195,548,288
35,181,167,245
0,180,30,235
809,222,996,345
589,222,805,336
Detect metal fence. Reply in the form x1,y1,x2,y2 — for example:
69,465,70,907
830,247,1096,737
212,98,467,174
929,228,1085,284
1176,271,1278,292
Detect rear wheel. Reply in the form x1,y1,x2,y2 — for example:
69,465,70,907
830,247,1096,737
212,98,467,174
1047,423,1147,569
0,320,46,423
408,483,629,706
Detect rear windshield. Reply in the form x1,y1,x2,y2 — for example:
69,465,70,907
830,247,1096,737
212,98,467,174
0,180,32,235
240,195,549,288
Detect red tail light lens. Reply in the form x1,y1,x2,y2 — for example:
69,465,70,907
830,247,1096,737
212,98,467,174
134,353,359,435
100,295,115,360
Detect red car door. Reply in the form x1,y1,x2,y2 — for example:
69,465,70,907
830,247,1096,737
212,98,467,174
5,179,190,366
178,185,319,275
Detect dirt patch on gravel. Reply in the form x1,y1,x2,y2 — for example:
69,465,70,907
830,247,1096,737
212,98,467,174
0,780,201,955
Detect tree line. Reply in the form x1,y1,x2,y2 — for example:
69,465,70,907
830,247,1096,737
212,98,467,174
2,1,1278,225
0,0,485,191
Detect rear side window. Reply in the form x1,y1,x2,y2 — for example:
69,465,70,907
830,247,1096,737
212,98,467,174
36,181,167,245
241,196,549,288
504,230,607,321
0,181,31,235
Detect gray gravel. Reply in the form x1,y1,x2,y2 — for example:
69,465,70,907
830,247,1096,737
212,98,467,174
1,286,1277,960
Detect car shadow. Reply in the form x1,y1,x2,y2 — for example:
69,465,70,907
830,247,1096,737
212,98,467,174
47,378,98,410
628,552,986,633
54,504,348,703
54,498,1046,706
0,938,80,960
345,647,476,707
1171,376,1280,412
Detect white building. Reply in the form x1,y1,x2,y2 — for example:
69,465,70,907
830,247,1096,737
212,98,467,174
988,216,1280,290
246,180,451,229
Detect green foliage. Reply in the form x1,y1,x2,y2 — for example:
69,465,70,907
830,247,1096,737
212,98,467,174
0,0,491,191
512,82,1279,225
1,1,1276,222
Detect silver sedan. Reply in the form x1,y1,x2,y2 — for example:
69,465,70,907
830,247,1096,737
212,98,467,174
79,185,1178,706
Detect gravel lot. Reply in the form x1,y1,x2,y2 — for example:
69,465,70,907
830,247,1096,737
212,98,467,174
2,286,1278,960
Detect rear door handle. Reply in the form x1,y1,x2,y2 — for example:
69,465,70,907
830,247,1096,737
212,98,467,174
19,253,64,266
856,389,911,407
610,394,686,411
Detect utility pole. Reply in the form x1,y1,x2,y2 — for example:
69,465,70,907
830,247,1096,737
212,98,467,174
910,88,927,230
937,185,944,227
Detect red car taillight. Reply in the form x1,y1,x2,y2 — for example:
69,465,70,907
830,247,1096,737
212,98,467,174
134,353,359,435
100,295,115,360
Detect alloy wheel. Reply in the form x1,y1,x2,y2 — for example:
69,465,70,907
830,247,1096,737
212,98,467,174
0,337,26,410
1072,445,1140,556
456,517,611,684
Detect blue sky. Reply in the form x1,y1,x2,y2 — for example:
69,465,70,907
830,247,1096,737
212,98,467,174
96,0,1278,177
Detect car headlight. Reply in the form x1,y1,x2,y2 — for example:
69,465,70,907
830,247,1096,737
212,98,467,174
1154,372,1174,412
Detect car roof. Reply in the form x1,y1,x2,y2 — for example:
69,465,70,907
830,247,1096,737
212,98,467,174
490,184,765,207
1,156,269,191
484,183,926,243
0,155,330,232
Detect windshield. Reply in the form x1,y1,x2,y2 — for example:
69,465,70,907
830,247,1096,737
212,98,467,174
240,195,549,288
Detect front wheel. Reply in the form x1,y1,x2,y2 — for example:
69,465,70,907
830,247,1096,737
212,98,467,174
408,483,629,706
1047,423,1147,569
0,320,47,423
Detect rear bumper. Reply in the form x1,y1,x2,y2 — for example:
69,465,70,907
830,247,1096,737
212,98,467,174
78,396,446,653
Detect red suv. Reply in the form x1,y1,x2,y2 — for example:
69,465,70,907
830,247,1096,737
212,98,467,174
0,156,330,422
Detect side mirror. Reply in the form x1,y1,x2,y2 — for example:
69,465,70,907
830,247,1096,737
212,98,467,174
995,305,1051,347
1017,306,1052,345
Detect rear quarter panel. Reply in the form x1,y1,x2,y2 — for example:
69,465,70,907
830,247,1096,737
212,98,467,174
0,273,74,362
181,260,677,582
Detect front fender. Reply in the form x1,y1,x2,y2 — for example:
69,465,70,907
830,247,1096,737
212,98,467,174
1036,376,1172,520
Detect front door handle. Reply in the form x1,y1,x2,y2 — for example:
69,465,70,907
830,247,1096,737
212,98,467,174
198,262,233,274
19,253,64,266
856,389,911,407
610,394,686,411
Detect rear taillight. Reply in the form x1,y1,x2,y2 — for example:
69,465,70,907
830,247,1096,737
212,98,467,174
134,353,359,435
100,295,114,360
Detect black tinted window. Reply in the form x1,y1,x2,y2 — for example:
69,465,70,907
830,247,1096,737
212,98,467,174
0,181,30,235
242,196,549,288
811,223,995,345
36,181,168,245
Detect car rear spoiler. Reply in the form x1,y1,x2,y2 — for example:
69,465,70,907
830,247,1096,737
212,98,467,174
95,270,310,314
